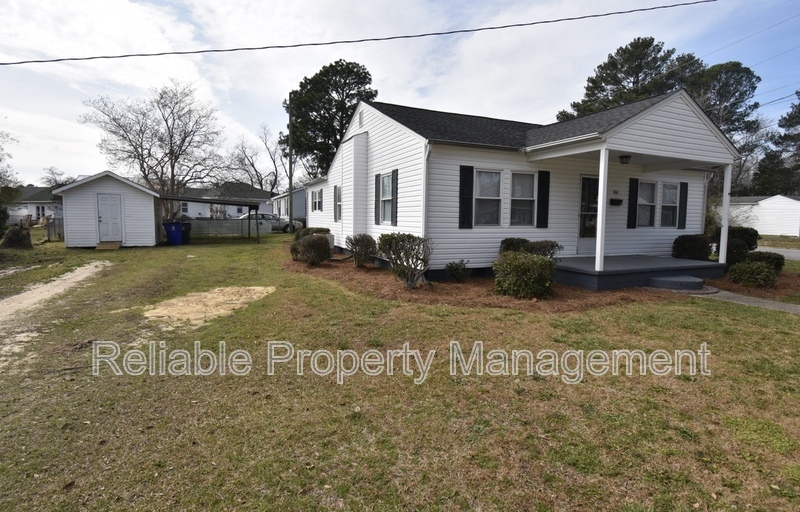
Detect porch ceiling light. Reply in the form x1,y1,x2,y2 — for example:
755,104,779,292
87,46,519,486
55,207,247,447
619,155,632,165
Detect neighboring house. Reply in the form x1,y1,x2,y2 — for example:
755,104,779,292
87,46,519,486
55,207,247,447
5,185,59,225
272,187,307,223
729,195,800,236
53,171,160,247
177,183,274,219
305,89,739,282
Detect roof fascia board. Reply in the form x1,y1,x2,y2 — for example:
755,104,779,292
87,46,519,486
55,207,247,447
526,138,605,161
53,171,159,197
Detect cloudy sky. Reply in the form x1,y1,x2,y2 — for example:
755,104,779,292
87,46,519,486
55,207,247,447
1,0,798,186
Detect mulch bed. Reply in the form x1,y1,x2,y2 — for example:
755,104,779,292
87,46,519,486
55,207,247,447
708,271,800,299
284,256,682,314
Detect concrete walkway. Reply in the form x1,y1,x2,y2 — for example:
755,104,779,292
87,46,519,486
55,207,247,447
692,289,800,314
757,246,800,261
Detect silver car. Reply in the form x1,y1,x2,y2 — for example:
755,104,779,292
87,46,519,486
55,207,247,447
238,212,303,233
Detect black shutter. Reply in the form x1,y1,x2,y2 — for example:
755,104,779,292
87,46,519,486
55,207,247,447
535,171,550,228
459,166,474,229
319,189,323,211
677,182,688,230
333,186,339,222
374,175,381,225
627,178,639,229
391,169,398,227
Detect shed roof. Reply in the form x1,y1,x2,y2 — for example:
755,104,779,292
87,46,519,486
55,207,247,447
53,171,160,197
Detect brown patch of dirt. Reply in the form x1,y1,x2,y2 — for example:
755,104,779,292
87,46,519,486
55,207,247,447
143,286,275,328
708,271,800,299
284,259,682,313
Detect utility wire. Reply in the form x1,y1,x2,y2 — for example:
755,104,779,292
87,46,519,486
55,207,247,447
0,0,717,66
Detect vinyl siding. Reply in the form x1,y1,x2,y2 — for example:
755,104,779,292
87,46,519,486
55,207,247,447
61,175,156,247
306,103,426,248
426,147,708,269
608,95,735,164
731,196,800,236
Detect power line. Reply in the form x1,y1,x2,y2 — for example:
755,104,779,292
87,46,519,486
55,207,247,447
0,0,717,66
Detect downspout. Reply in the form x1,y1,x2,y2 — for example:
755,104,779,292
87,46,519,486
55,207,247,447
421,141,431,238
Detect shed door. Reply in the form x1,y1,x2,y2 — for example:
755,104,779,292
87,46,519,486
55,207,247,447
97,193,122,242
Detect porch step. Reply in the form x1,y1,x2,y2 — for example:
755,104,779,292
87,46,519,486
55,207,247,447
96,241,121,250
648,275,704,290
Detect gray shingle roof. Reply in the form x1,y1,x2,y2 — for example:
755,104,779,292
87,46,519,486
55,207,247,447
368,102,540,150
368,91,676,150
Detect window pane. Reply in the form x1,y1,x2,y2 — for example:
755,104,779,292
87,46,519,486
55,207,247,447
512,174,534,198
661,205,677,227
381,175,392,199
637,204,655,227
475,198,500,225
476,171,501,197
382,199,392,223
662,183,678,205
639,182,655,204
510,199,534,225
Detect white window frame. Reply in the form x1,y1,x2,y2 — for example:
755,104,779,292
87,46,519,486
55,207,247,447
637,181,656,227
380,174,393,224
311,190,324,212
510,172,536,226
660,182,678,228
181,202,188,214
474,170,502,226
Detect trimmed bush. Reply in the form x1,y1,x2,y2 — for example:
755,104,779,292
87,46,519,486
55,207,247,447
346,233,378,268
527,240,563,260
294,226,330,241
290,241,301,261
672,234,712,261
445,259,472,283
725,238,750,267
296,234,330,265
499,237,530,253
377,233,432,290
728,261,777,288
492,251,556,299
744,251,785,274
714,226,759,251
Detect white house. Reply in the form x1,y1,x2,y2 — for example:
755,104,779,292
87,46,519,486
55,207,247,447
272,187,307,223
5,185,59,225
729,195,800,236
305,90,738,288
53,171,161,247
177,183,274,219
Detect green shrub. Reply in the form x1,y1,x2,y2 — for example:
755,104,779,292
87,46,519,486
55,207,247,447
744,251,785,274
0,205,9,239
294,226,331,241
377,233,432,290
729,261,777,288
296,234,330,265
527,240,563,260
672,234,712,260
445,259,472,283
499,238,563,260
290,241,301,261
714,226,759,251
499,237,530,253
345,233,378,268
725,238,750,267
492,251,556,299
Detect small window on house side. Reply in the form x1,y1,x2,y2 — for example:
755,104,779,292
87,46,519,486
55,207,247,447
236,206,243,215
637,181,656,227
181,202,188,214
474,170,501,226
381,175,393,223
660,183,678,227
334,186,342,222
510,173,535,226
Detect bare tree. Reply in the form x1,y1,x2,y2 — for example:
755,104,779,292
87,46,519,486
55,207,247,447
81,79,224,219
40,167,76,188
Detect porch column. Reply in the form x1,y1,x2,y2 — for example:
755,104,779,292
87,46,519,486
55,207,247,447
594,147,610,272
718,163,733,264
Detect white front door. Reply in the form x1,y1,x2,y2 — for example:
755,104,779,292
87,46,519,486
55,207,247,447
577,176,599,254
97,193,122,242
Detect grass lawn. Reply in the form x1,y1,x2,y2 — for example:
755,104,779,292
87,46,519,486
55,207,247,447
1,237,799,511
759,235,800,250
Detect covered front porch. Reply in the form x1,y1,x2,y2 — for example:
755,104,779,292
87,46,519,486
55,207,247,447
555,255,725,291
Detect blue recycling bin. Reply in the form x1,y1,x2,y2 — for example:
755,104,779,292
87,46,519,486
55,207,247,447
163,222,183,245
